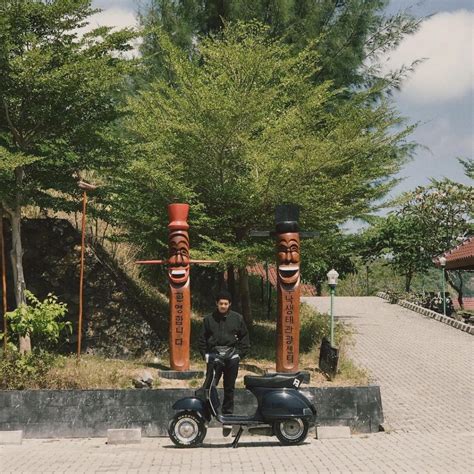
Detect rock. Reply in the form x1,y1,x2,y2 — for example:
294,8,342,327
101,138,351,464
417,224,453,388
132,370,153,389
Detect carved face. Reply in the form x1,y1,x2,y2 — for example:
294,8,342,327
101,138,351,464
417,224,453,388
277,233,300,285
168,231,190,285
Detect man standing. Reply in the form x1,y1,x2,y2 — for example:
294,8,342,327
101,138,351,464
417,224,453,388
198,290,250,415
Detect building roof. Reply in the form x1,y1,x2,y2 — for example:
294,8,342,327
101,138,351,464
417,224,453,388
434,237,474,270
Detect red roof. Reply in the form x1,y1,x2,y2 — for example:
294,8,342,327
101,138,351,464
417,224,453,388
247,263,317,296
434,237,474,270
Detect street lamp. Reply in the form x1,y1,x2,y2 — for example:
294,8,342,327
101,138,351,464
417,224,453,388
439,256,447,316
77,180,97,358
327,269,339,346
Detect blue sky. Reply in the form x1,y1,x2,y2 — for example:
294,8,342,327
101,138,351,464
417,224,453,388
90,1,473,200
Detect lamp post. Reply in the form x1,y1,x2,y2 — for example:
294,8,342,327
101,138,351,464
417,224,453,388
77,180,97,358
439,256,447,316
327,269,339,346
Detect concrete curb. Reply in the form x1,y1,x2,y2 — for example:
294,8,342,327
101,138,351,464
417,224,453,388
0,430,23,445
107,428,141,444
316,426,351,439
377,292,473,335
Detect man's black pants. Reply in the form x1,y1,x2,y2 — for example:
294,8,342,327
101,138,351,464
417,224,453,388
207,357,240,414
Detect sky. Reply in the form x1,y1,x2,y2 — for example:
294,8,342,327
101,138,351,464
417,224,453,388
89,1,473,200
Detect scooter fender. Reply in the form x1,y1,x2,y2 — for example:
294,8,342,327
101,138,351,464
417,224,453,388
261,390,316,421
172,397,211,422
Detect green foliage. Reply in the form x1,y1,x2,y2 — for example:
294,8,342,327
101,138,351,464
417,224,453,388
0,349,56,390
362,179,474,291
140,0,420,88
459,158,474,180
2,291,70,350
113,22,413,268
0,0,138,218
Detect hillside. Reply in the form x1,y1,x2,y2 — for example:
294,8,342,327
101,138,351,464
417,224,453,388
1,218,168,357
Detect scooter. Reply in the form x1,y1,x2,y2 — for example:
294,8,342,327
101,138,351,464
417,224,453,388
168,347,317,448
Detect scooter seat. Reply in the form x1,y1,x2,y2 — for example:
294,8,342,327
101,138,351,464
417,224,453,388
244,371,309,389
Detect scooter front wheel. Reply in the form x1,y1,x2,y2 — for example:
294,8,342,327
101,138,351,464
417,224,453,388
274,418,309,445
168,411,207,448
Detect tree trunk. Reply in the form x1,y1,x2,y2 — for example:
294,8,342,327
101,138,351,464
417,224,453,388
238,266,252,327
405,271,412,292
447,270,463,310
315,281,322,296
227,264,236,302
10,168,30,353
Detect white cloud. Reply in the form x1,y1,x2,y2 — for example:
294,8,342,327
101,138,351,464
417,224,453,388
77,7,141,57
384,9,474,104
81,7,139,33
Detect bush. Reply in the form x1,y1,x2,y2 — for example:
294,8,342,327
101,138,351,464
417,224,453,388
300,303,345,351
2,291,70,351
0,350,57,389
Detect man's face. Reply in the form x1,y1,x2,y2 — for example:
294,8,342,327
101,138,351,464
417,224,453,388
216,298,231,314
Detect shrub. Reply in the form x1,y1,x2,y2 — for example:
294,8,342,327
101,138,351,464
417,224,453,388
0,350,57,389
2,291,70,351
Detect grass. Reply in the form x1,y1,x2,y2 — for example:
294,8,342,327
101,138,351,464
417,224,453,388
1,302,369,389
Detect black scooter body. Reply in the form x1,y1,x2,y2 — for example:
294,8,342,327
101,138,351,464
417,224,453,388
169,366,316,447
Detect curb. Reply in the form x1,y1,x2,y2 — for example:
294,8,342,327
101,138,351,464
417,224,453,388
377,292,473,335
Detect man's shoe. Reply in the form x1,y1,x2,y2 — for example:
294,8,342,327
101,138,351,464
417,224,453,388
222,425,232,437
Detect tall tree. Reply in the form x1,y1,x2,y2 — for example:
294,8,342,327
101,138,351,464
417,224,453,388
366,180,474,292
139,0,420,87
0,0,136,352
112,23,414,324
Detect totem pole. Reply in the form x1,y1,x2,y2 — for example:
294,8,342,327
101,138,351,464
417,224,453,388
137,203,217,373
275,205,301,372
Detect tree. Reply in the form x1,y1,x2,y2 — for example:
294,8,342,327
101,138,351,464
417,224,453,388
367,180,474,292
300,230,357,295
0,0,136,352
112,23,414,324
139,0,420,88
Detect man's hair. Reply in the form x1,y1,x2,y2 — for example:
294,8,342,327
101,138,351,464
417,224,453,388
215,289,232,303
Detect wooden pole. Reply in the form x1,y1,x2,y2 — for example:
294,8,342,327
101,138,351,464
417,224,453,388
0,210,8,354
77,190,87,358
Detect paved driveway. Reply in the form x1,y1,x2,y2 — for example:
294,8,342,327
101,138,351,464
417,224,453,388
302,296,473,434
1,296,472,473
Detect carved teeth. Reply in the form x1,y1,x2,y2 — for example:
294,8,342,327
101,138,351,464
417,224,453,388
279,265,299,272
171,270,186,276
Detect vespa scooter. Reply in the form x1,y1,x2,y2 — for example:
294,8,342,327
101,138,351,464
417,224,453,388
168,347,316,448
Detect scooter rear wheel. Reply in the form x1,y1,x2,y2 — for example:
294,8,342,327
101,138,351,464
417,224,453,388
274,418,309,445
168,411,207,448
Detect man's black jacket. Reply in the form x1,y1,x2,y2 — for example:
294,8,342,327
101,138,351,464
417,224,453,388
198,310,250,359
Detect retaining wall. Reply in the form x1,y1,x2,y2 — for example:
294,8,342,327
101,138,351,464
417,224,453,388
0,385,383,438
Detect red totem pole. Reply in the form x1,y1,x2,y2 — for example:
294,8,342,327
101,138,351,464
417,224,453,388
137,203,217,372
275,205,301,372
167,204,191,370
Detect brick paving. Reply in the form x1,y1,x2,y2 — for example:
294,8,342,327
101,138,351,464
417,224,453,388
302,296,474,434
1,296,473,473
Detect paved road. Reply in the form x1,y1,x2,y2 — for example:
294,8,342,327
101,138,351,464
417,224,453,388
1,296,473,473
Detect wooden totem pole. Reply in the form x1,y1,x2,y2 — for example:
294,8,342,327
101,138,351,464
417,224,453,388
275,205,301,372
137,203,216,372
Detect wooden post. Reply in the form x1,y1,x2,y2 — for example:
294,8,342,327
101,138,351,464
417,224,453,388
275,205,300,372
136,203,218,371
77,181,97,358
